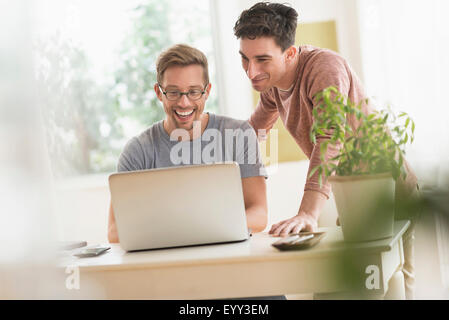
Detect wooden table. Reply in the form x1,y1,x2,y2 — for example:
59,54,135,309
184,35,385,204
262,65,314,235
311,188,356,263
60,220,410,299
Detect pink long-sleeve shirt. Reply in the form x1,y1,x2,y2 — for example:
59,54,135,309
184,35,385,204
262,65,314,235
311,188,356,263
249,45,418,200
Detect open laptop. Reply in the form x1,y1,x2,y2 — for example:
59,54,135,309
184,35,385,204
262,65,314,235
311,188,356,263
109,162,249,251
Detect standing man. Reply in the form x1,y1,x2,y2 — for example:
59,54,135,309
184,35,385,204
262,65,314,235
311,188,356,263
234,2,418,299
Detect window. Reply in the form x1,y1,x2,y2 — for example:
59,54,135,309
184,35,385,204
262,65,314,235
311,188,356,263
358,0,449,183
34,0,219,179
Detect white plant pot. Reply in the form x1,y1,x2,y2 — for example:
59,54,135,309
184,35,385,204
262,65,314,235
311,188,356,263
329,173,395,242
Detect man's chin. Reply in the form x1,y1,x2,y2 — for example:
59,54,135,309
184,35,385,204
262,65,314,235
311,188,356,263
252,84,270,93
251,78,271,92
175,119,201,132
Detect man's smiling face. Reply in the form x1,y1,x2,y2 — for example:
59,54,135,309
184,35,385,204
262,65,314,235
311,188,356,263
239,36,289,92
155,64,210,133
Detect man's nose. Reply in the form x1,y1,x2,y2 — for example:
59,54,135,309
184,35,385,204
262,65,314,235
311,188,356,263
246,61,260,80
178,94,192,108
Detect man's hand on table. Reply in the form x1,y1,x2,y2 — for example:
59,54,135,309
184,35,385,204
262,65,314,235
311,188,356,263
268,212,318,237
268,190,327,237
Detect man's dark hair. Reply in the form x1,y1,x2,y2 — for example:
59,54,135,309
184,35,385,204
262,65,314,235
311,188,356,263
233,2,298,51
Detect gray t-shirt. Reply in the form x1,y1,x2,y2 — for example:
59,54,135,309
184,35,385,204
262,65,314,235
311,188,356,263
117,113,267,178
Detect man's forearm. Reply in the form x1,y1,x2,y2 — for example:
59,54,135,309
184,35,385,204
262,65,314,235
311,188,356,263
108,203,119,243
245,205,267,233
298,190,328,220
241,176,268,233
268,190,328,236
108,224,119,243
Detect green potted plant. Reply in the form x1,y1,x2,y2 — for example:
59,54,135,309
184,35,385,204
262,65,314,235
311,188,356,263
309,86,415,242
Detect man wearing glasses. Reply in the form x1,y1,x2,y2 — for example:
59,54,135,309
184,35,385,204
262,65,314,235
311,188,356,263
107,44,268,243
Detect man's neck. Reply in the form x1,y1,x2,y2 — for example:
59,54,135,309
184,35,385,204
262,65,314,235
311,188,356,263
276,52,300,91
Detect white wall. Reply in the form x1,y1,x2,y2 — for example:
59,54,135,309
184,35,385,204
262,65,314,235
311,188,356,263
210,0,254,120
292,0,364,80
54,175,110,243
356,0,449,186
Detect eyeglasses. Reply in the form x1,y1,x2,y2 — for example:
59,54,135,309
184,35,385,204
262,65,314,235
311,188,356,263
158,84,208,101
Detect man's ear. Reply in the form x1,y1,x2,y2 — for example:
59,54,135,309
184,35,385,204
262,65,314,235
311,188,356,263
284,45,297,63
154,83,163,102
204,83,212,100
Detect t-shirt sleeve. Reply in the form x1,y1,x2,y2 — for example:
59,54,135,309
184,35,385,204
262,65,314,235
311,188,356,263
117,137,146,172
248,90,280,140
304,51,353,198
235,121,268,179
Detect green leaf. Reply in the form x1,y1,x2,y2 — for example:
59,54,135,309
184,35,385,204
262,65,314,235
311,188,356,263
308,165,321,179
318,168,323,188
320,141,329,153
308,87,415,178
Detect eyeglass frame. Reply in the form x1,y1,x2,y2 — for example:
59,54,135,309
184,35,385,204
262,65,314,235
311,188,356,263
157,83,209,101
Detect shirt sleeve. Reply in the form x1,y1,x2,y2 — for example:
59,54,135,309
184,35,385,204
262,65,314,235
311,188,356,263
235,121,268,179
248,90,280,140
304,51,354,198
117,137,146,172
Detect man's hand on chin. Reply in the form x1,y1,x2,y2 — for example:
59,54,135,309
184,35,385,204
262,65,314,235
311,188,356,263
268,212,318,237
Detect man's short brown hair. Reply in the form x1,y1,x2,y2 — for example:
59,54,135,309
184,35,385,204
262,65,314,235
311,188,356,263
233,2,298,52
156,44,209,85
